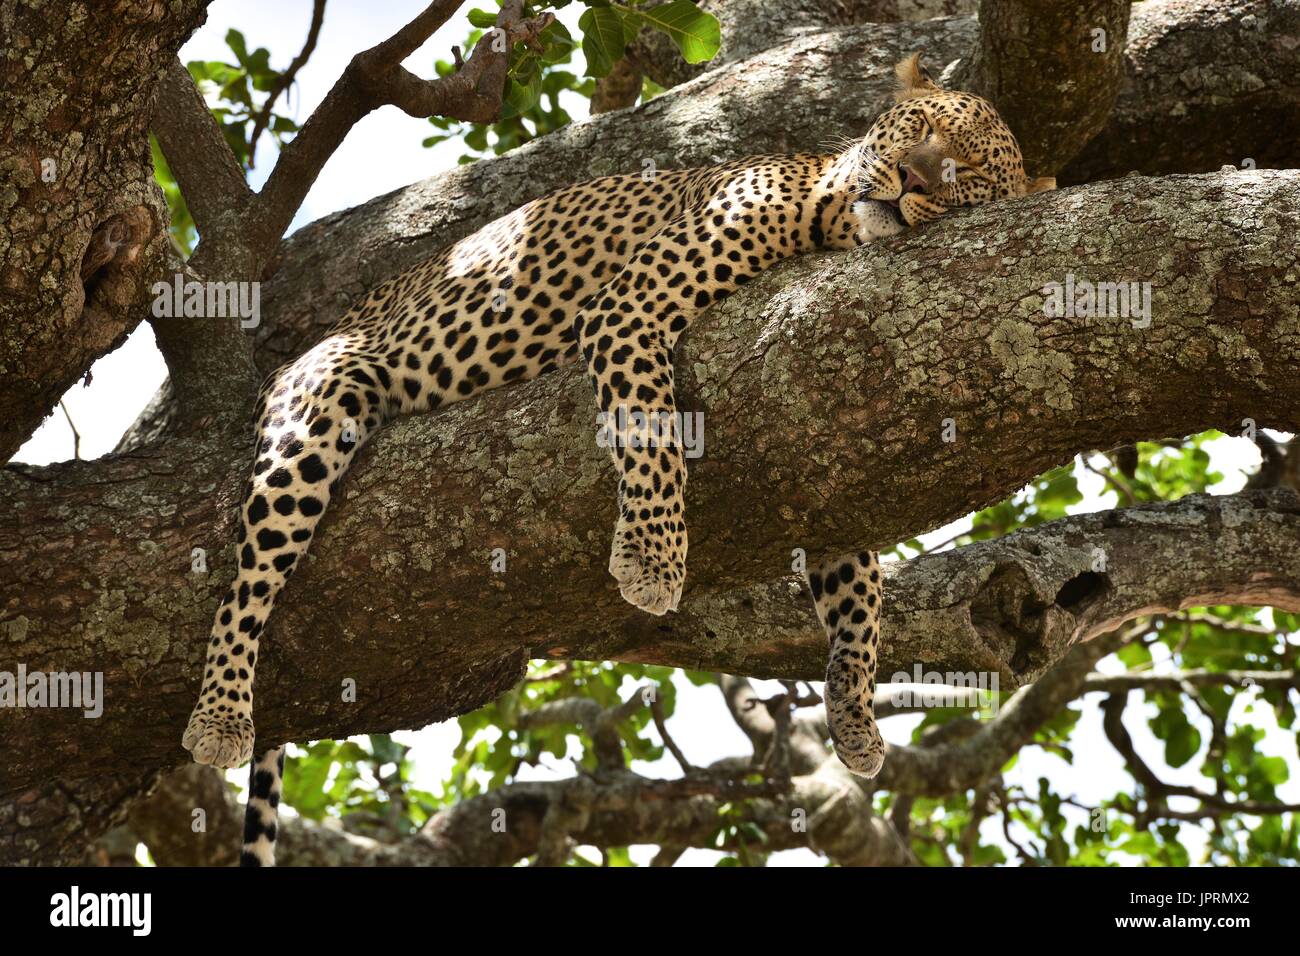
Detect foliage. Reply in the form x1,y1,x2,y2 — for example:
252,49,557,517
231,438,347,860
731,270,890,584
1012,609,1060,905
422,1,719,162
446,660,680,799
282,735,444,835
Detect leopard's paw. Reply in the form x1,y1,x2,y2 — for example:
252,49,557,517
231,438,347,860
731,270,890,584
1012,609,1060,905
183,708,255,769
824,662,885,777
608,520,685,616
830,726,886,778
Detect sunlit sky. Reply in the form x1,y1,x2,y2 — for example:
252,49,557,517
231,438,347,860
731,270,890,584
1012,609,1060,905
14,1,1297,866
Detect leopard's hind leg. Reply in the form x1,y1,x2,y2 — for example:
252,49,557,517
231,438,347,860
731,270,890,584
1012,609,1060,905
805,550,886,776
183,334,390,769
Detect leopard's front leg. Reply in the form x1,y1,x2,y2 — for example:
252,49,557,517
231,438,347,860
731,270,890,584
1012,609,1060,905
577,201,779,614
581,303,692,615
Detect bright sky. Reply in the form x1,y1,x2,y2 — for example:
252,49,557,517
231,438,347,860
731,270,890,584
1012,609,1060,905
14,1,1297,867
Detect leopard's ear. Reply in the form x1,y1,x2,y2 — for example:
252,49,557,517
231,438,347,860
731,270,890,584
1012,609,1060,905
1020,175,1058,195
894,52,942,103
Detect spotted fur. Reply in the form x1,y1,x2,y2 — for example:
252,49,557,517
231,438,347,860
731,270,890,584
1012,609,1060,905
181,55,1051,864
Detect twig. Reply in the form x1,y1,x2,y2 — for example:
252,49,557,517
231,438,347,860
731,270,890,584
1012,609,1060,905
761,683,797,784
59,400,82,460
1101,692,1300,824
959,782,994,865
1166,610,1288,638
923,522,994,554
1085,669,1298,694
649,696,692,773
998,788,1039,865
525,662,572,683
1083,454,1137,505
247,0,328,169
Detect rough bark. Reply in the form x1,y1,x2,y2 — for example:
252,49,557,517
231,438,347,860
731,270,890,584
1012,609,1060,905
5,0,1300,866
0,0,208,461
4,170,1299,808
0,768,160,867
620,490,1300,690
112,628,1299,867
123,757,912,867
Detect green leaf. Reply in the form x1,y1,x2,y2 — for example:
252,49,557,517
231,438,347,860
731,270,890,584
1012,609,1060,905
467,7,499,28
539,19,576,64
1255,755,1289,786
225,29,250,67
633,0,720,65
1116,640,1152,669
578,6,628,78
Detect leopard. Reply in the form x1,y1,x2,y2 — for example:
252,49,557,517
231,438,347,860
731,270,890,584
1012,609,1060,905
180,53,1055,866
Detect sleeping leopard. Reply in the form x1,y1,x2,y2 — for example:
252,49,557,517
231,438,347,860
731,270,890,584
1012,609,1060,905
181,54,1055,866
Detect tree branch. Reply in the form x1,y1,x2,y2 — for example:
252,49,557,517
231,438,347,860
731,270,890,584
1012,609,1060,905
232,0,1300,383
0,1,206,461
149,62,263,428
1063,0,1300,184
1101,692,1300,823
5,168,1300,800
152,57,255,237
876,627,1140,796
626,0,979,90
249,0,552,260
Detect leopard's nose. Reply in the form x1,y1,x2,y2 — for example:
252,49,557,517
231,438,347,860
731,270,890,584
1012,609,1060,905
900,164,929,194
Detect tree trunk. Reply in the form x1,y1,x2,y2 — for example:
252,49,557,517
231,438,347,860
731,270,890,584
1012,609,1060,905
0,0,208,460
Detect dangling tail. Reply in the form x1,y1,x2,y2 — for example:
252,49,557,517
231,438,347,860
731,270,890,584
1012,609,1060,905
241,746,285,866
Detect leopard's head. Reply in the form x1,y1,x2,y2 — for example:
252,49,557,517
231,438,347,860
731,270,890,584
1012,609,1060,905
852,53,1056,232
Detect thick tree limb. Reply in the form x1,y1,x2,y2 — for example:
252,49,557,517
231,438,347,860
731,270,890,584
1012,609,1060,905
4,171,1300,805
141,1,559,441
239,16,979,381
0,768,160,867
150,60,263,428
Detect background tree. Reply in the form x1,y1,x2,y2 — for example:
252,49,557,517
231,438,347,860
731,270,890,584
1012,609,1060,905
2,0,1298,865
